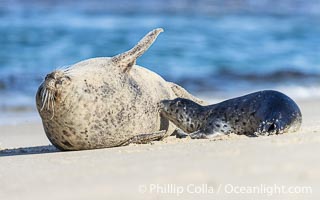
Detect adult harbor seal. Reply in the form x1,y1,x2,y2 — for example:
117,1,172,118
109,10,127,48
159,90,302,139
36,28,205,150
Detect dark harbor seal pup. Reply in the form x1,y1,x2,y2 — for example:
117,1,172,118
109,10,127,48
160,90,302,139
36,28,205,151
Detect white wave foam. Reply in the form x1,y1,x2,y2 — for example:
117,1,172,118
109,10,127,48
276,85,320,99
196,85,320,104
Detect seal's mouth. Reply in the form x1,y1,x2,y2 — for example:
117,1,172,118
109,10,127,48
38,81,56,120
40,80,56,108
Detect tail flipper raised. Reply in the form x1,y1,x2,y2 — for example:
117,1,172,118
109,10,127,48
112,28,164,73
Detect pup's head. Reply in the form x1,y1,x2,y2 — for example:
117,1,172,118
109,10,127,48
159,98,202,133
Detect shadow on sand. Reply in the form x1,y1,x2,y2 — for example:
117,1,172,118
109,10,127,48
0,145,60,157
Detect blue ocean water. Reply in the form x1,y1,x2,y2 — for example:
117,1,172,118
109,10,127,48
1,0,320,123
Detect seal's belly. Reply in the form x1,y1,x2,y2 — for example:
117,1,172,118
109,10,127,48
46,83,164,150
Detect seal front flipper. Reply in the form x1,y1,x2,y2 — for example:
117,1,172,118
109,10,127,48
174,129,189,138
122,130,166,145
189,130,209,139
112,28,164,73
256,120,286,136
188,129,227,139
175,129,216,139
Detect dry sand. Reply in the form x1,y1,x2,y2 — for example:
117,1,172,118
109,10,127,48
0,99,319,200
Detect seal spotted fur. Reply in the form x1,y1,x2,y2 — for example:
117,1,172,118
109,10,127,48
160,90,302,139
36,28,205,150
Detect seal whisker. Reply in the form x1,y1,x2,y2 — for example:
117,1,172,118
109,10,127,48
63,69,77,74
50,93,55,120
47,92,52,110
65,65,73,70
41,88,45,107
62,65,74,73
57,65,70,71
41,90,49,111
40,86,45,105
63,71,75,76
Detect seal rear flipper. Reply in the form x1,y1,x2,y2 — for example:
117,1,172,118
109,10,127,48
121,130,166,145
256,120,285,136
111,28,164,73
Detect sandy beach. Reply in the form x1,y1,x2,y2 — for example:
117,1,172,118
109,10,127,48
0,99,319,200
1,1,320,199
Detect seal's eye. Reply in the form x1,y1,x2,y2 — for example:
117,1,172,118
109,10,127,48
55,77,70,87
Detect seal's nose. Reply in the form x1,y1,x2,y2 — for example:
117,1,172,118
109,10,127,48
45,72,54,81
45,71,62,81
